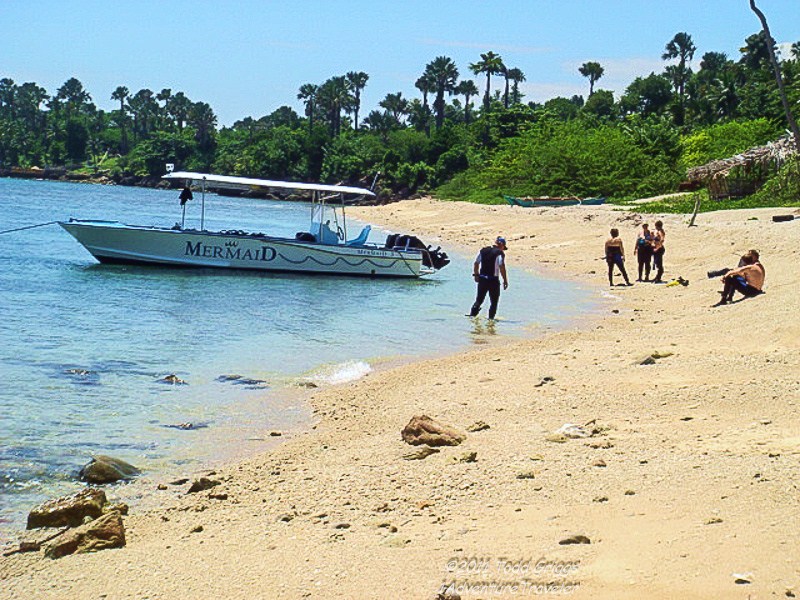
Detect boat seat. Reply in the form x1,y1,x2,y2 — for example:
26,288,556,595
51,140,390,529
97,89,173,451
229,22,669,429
315,221,339,245
295,232,316,242
345,225,371,246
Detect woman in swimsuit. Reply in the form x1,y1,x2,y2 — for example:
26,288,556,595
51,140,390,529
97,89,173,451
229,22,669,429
634,223,654,282
651,220,666,283
604,228,631,286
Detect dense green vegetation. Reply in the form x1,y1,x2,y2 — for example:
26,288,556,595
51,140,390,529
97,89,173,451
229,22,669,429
0,29,798,208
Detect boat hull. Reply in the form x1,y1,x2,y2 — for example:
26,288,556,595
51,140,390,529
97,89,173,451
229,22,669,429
59,220,425,278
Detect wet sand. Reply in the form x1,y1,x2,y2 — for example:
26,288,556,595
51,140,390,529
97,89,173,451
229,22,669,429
2,200,799,599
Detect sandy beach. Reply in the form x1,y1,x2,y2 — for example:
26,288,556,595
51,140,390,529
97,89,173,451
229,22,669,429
2,199,799,599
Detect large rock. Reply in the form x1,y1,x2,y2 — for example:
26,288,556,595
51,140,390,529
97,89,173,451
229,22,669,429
27,488,107,529
401,415,466,447
79,455,141,484
44,511,126,559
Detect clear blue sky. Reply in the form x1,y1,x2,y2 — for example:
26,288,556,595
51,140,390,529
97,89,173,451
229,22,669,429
1,1,798,126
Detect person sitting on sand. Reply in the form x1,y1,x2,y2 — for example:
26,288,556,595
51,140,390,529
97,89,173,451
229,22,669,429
707,250,757,279
634,223,654,282
604,228,631,286
651,220,666,283
714,250,765,306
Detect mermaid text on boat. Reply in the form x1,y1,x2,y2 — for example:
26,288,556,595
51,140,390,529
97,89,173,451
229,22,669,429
184,241,276,262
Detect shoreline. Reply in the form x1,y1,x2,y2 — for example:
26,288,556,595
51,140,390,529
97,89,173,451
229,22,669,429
0,226,587,541
2,200,798,599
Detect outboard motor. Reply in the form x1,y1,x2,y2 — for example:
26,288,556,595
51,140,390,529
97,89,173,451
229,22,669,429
425,245,450,270
389,233,450,271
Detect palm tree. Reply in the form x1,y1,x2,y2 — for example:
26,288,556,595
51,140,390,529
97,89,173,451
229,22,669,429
168,92,192,133
405,99,430,133
345,71,369,131
317,76,352,136
749,0,800,149
415,73,434,110
110,86,130,152
188,101,217,151
156,88,172,130
578,62,604,96
707,71,740,120
297,83,319,132
0,78,16,118
414,73,435,136
501,66,513,108
455,80,479,123
362,109,395,140
506,68,526,105
662,32,696,125
111,86,129,113
423,56,459,129
56,77,91,121
15,82,47,128
470,51,504,110
127,89,157,140
379,92,409,126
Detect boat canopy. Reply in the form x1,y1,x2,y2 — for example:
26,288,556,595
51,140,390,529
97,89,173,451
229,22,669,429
163,171,375,197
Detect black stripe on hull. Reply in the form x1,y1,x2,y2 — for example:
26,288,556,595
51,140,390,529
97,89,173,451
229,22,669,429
92,254,421,279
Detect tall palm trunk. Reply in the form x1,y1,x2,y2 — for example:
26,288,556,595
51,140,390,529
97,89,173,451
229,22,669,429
750,0,800,149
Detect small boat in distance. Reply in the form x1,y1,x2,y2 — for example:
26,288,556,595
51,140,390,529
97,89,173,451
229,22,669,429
59,171,449,278
503,194,606,207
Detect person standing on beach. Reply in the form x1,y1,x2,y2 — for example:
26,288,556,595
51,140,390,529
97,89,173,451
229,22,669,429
634,223,654,282
604,228,631,286
651,220,666,283
469,236,509,320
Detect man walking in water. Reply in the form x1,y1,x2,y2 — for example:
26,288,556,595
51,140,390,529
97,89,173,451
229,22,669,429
469,236,509,320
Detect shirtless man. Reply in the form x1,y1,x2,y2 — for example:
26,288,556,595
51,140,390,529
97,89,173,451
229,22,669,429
714,250,765,306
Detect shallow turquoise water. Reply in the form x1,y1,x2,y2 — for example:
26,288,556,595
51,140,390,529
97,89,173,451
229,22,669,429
0,177,594,535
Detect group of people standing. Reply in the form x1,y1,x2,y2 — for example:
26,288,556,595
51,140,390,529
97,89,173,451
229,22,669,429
468,219,764,320
604,221,666,286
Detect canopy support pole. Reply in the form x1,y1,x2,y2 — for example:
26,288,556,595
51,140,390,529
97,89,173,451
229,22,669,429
201,177,206,230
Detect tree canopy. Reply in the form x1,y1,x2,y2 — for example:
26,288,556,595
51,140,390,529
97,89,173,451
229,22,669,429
1,24,798,206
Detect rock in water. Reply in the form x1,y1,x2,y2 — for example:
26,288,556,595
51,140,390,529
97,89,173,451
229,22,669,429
27,488,108,529
79,455,141,484
44,511,125,558
401,415,466,447
157,374,187,385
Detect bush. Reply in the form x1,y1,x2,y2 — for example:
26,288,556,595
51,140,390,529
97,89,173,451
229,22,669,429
680,119,779,169
437,118,682,202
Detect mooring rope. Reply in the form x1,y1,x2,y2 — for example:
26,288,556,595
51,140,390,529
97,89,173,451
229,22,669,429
0,220,60,235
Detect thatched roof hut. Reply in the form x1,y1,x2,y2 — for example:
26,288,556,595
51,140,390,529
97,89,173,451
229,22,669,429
686,135,797,200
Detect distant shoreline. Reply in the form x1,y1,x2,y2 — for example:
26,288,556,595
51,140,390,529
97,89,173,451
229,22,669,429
0,170,400,205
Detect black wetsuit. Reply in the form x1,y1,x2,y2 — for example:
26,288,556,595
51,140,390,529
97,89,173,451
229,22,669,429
636,233,653,281
605,243,630,285
470,246,504,319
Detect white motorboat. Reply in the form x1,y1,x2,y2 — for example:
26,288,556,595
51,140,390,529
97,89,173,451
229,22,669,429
59,171,449,278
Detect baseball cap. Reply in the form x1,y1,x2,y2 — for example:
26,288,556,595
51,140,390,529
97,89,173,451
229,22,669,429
496,236,507,249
